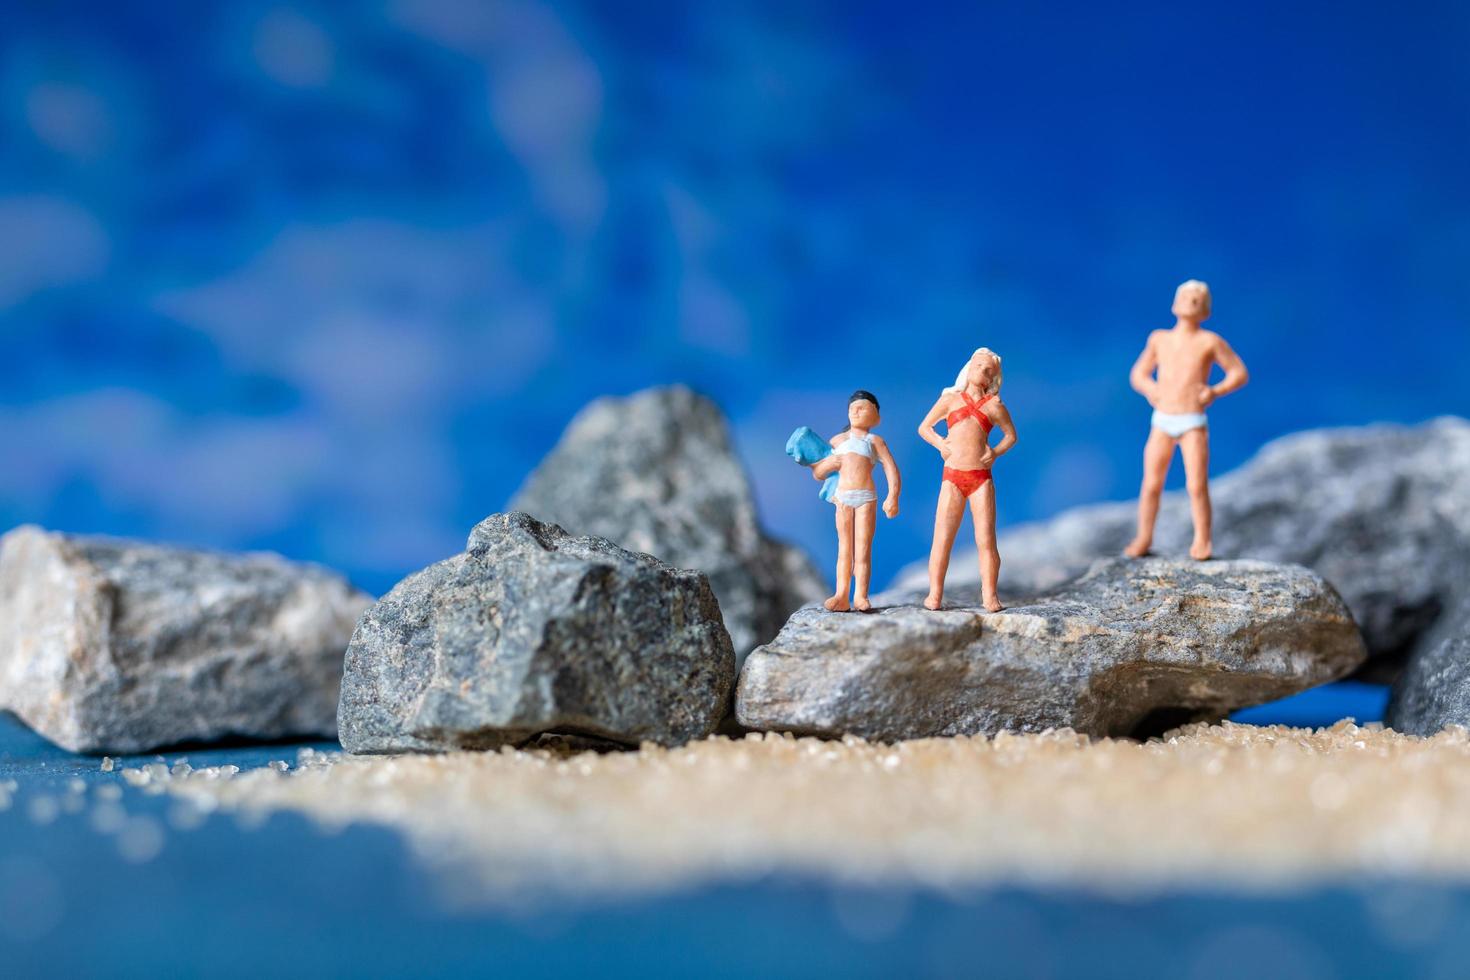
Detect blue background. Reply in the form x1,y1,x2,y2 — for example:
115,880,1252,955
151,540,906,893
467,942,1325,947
1,2,1465,606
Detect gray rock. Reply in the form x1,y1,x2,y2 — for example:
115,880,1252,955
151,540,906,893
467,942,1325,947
737,558,1366,741
338,511,736,754
510,385,826,661
0,525,372,754
1386,625,1470,736
892,418,1470,677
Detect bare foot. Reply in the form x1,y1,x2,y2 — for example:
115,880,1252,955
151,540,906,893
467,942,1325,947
853,596,872,612
1190,539,1212,561
1123,537,1152,558
923,592,943,610
824,594,851,612
982,595,1004,613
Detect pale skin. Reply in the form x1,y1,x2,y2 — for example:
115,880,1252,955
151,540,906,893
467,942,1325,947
916,352,1018,612
1124,282,1249,561
811,398,901,612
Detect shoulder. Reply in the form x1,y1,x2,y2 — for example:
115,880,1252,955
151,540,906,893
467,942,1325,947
869,432,889,449
1146,329,1168,345
982,395,1007,414
828,433,845,446
1200,329,1228,348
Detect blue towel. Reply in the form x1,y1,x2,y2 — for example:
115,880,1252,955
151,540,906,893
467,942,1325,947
786,426,840,504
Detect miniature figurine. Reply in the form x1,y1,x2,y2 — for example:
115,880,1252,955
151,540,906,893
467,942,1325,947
917,348,1017,612
1123,280,1249,561
807,391,901,612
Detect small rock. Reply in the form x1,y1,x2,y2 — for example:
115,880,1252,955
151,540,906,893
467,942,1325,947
0,526,372,754
510,385,826,661
1385,628,1470,736
738,558,1366,741
892,418,1470,678
338,512,736,753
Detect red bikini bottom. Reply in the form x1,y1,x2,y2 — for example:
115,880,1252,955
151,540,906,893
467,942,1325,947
942,467,992,497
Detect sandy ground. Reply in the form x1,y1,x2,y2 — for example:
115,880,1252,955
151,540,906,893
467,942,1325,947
131,721,1470,899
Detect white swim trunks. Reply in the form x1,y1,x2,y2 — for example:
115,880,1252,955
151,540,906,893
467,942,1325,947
1151,410,1208,438
833,488,877,508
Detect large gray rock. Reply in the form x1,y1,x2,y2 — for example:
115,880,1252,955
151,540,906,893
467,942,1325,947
1386,626,1470,736
0,525,372,754
510,385,825,661
892,418,1470,678
338,511,736,754
738,558,1366,741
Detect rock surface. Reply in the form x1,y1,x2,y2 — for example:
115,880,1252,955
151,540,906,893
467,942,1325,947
510,385,826,661
338,512,736,754
738,558,1366,741
0,525,372,754
1386,628,1470,736
893,418,1470,678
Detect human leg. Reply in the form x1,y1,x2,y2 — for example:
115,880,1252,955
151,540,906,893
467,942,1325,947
1125,427,1177,557
1180,428,1212,560
969,481,1002,611
825,503,855,611
852,501,878,611
925,482,967,610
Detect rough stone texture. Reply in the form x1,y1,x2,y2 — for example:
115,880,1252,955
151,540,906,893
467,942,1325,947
738,558,1366,741
1386,627,1470,736
509,385,826,661
892,418,1470,679
0,525,372,754
339,511,736,754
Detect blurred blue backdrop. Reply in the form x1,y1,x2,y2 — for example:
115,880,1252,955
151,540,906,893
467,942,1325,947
1,0,1466,602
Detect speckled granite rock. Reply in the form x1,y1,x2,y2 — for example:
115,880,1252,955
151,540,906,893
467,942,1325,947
892,418,1470,678
0,525,371,754
510,385,825,662
1386,626,1470,736
339,512,736,753
738,558,1366,741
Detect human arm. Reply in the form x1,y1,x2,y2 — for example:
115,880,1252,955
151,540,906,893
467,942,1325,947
811,433,846,479
917,395,953,459
1128,333,1161,406
871,435,901,517
976,400,1018,469
1200,336,1249,407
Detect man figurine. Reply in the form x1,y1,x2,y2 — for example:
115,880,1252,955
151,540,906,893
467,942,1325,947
1123,280,1249,561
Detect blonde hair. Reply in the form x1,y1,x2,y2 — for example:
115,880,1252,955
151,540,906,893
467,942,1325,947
1176,279,1212,316
943,347,1002,396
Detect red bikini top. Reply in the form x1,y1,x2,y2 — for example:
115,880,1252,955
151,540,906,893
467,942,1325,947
946,391,995,433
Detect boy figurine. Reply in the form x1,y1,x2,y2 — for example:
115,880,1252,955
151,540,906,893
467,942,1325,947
1124,280,1249,561
811,390,901,611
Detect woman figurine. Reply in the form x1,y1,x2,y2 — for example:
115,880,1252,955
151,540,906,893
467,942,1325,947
917,348,1018,612
810,390,901,612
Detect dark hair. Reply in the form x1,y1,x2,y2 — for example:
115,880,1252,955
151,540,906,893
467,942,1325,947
848,389,879,411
